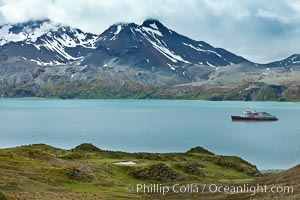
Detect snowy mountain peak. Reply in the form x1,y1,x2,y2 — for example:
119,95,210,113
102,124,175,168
0,19,249,70
0,19,99,65
141,19,170,36
83,19,249,72
0,19,98,48
0,19,58,45
142,19,163,29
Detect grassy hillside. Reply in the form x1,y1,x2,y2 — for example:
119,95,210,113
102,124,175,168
0,143,262,199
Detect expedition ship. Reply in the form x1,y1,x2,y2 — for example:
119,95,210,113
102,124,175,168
231,110,278,121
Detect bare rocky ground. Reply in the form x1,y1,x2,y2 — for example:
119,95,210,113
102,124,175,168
1,57,300,101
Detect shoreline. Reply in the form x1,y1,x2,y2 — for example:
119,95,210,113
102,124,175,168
0,97,299,103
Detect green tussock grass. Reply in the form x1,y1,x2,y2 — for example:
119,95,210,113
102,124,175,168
0,143,261,199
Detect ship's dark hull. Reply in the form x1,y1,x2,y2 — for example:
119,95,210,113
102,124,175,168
231,116,278,121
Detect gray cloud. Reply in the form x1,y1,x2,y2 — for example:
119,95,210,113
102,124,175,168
0,0,300,63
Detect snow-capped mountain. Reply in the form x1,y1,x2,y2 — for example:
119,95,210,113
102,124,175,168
0,19,250,70
266,54,300,67
83,19,249,73
0,19,98,65
1,19,300,100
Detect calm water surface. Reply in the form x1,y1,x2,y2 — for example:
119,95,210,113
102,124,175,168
0,99,299,169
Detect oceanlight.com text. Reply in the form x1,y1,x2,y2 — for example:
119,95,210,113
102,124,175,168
124,183,294,196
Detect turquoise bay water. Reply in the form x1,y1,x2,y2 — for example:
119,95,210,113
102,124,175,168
0,99,300,169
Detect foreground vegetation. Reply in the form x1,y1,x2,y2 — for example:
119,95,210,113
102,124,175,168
0,144,298,199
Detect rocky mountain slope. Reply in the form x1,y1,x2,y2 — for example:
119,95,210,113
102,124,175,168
83,19,249,72
266,54,300,67
0,19,300,100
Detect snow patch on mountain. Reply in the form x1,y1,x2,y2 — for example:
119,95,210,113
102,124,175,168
206,62,216,68
207,50,222,58
0,21,59,45
147,38,189,63
30,59,65,66
0,25,26,45
114,25,122,35
149,23,158,30
182,42,205,52
142,27,163,37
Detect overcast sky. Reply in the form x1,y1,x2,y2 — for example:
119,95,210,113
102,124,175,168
0,0,300,63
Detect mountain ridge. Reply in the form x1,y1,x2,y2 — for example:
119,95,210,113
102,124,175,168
1,18,299,67
0,19,250,68
0,18,300,100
